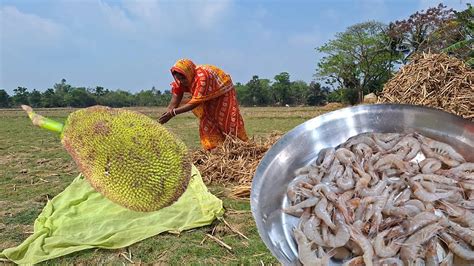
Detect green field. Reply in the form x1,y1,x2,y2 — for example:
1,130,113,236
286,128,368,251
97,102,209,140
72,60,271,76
0,106,342,265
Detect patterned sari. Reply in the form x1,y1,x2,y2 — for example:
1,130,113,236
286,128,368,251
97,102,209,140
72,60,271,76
170,59,248,150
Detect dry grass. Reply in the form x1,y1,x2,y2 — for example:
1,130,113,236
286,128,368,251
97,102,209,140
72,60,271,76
192,132,283,199
378,52,474,120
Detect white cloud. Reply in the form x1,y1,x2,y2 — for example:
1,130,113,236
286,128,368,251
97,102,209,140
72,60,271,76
99,1,135,32
122,0,161,24
120,0,232,34
0,6,64,47
196,0,233,29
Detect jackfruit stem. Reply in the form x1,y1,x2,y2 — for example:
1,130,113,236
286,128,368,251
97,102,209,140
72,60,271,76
21,105,64,134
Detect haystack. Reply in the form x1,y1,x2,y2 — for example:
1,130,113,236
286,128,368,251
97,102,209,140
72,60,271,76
378,53,473,120
192,132,282,199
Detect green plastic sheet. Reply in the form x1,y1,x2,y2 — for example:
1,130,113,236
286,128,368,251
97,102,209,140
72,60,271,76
1,165,224,265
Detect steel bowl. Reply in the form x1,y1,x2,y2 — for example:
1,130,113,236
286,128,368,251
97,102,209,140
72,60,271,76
250,104,474,265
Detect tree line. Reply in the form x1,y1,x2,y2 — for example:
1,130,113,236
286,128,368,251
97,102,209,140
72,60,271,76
0,79,173,108
0,4,471,108
0,74,332,108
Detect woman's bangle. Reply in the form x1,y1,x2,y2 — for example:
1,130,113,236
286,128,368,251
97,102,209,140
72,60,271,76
172,108,177,117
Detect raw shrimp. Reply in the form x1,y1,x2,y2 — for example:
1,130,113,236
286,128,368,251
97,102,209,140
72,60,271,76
321,163,343,184
321,222,329,243
446,162,474,174
421,144,461,167
409,180,455,202
348,225,375,266
317,147,337,172
404,199,426,212
314,197,336,229
303,215,326,246
385,135,420,161
438,200,474,228
439,162,474,179
312,183,338,202
444,190,464,204
316,246,333,266
420,158,442,174
445,219,474,246
378,216,405,232
400,223,443,264
294,226,331,266
374,154,410,173
425,238,440,266
345,239,363,256
403,211,439,235
298,187,316,199
375,257,404,266
353,142,373,161
385,204,422,218
337,166,355,190
287,174,312,203
374,228,404,258
342,256,364,266
336,148,357,165
325,212,350,248
419,181,439,193
440,251,453,266
459,198,474,209
393,188,411,206
308,167,324,184
368,188,390,235
460,180,474,190
383,168,401,177
313,184,353,224
283,196,319,217
367,157,382,185
416,134,466,163
360,179,387,197
411,173,458,185
373,133,401,151
385,225,406,240
355,196,380,221
440,232,474,260
353,165,372,192
344,133,379,150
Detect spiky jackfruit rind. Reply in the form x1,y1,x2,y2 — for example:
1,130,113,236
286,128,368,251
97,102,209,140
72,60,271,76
61,106,192,212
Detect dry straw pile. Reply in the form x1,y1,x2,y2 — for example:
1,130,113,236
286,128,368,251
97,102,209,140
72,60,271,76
378,52,474,120
192,132,282,199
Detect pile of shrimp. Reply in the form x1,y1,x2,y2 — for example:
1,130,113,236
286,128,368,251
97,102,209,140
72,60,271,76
284,131,474,266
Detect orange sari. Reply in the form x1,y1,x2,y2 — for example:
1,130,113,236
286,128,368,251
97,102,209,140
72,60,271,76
170,59,248,150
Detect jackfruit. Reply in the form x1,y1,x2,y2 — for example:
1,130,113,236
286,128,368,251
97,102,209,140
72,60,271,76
22,105,191,212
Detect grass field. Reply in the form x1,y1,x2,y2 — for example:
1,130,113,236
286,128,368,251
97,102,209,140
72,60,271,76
0,106,342,265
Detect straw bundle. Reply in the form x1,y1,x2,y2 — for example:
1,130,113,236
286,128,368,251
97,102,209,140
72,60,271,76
192,132,282,199
378,53,474,120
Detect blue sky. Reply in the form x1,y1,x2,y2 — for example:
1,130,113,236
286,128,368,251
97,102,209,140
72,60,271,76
0,0,470,94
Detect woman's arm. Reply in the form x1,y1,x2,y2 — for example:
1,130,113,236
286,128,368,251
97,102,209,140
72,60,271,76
158,102,200,124
173,102,200,115
167,93,183,112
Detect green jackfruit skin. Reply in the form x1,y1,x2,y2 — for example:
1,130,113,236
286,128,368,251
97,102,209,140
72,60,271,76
61,106,191,212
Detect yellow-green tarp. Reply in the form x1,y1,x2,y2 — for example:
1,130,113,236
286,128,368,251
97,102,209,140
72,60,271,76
1,165,224,265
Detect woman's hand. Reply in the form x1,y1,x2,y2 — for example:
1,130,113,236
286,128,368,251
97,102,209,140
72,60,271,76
159,111,174,124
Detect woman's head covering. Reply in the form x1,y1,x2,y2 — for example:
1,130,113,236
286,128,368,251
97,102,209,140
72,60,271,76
171,59,196,86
